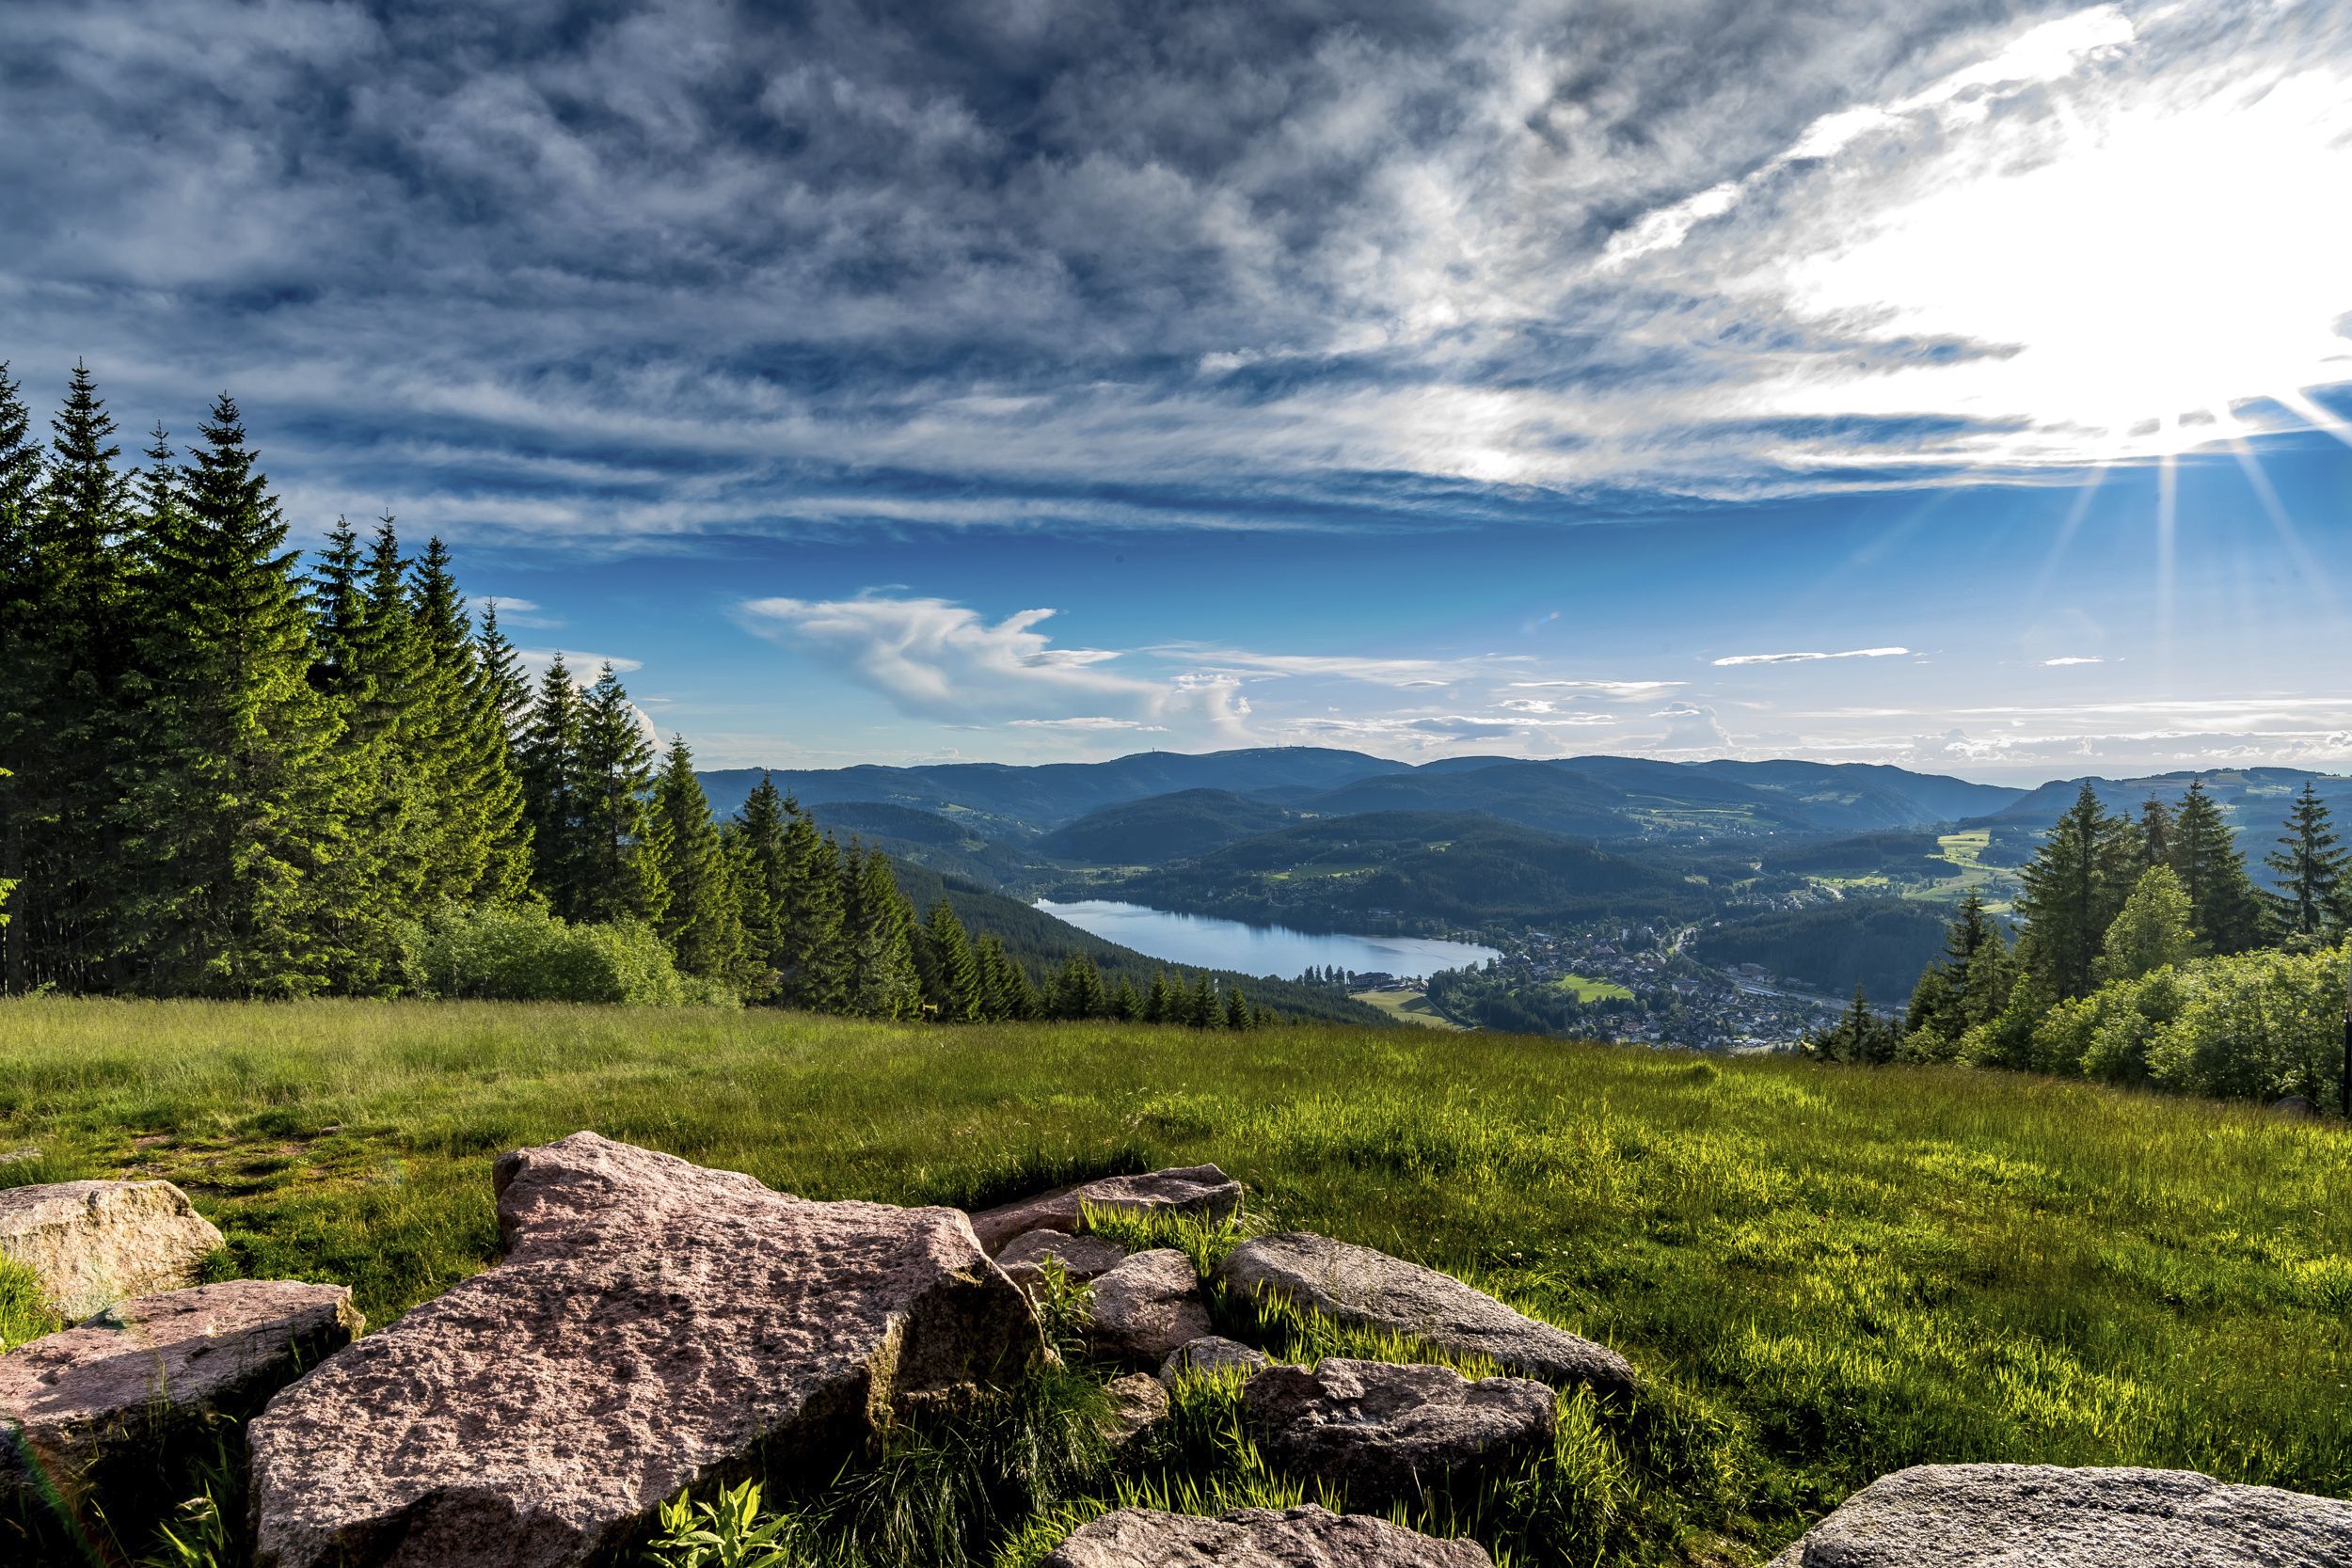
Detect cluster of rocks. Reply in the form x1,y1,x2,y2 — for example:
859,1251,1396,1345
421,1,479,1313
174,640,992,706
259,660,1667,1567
6,1134,2350,1568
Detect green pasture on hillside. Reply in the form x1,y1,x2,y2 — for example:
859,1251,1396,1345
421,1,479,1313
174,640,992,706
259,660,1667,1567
1,1000,2347,1565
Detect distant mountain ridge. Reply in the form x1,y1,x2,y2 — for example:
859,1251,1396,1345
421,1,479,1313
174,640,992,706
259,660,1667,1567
700,747,2031,843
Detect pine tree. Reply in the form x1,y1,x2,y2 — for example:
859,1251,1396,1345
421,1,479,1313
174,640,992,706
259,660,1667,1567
1001,950,1041,1020
410,536,530,904
120,394,346,995
2169,781,2264,954
516,656,586,915
1188,972,1220,1028
1143,969,1172,1022
1108,974,1141,1022
1801,984,1899,1064
2264,783,2344,940
475,600,532,738
649,735,746,988
922,900,983,1021
726,773,790,995
1223,982,1253,1030
573,663,668,927
772,806,848,1010
1903,889,2008,1049
2,363,140,990
2137,797,2175,873
843,849,921,1018
2016,783,2137,1001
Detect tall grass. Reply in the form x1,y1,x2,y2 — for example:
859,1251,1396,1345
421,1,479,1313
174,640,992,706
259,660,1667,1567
0,997,2345,1564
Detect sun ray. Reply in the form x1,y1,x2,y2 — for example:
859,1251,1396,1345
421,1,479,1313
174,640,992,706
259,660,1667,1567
2273,388,2352,453
2026,461,2109,612
2223,425,2338,614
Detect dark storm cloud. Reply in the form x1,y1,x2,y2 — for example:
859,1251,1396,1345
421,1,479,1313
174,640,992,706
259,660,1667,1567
4,0,2297,541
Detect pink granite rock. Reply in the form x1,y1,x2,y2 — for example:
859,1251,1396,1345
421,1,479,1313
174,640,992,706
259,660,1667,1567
969,1165,1241,1253
1042,1503,1492,1567
0,1180,224,1319
1,1280,358,1505
246,1132,1041,1568
1088,1249,1214,1364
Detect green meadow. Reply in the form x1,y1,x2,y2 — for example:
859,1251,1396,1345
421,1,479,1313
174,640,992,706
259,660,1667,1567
2,999,2348,1564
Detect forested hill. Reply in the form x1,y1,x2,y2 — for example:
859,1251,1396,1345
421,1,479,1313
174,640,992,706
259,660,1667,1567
702,750,2026,840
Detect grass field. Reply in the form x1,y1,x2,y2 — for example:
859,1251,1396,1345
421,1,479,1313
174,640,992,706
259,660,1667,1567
2,1000,2347,1565
1552,974,1637,1004
1348,987,1468,1029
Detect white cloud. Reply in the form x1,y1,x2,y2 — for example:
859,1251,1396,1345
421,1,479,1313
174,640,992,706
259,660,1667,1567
1505,679,1686,701
2042,655,2106,666
1711,647,1911,667
1008,717,1168,732
515,647,643,676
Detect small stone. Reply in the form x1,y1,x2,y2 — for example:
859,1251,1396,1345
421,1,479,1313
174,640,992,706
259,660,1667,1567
0,1179,225,1320
2269,1094,2321,1120
1220,1232,1635,1397
1088,1249,1213,1365
1102,1371,1168,1449
246,1132,1042,1568
1,1280,359,1507
1159,1335,1271,1386
970,1165,1242,1253
1244,1358,1555,1505
1042,1503,1491,1568
1766,1464,2352,1567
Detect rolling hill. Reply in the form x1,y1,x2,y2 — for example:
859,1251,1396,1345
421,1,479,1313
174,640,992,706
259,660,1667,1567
1038,788,1296,864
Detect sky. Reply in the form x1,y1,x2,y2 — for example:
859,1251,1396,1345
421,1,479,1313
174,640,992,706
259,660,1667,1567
5,0,2351,783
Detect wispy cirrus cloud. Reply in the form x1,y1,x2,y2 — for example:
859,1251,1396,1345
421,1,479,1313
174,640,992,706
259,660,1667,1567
1711,647,1912,667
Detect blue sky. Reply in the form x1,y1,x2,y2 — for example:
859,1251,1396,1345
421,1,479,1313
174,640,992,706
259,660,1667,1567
6,0,2350,781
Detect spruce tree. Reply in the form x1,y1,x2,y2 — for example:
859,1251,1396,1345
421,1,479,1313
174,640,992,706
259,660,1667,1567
1144,969,1172,1022
726,773,790,994
411,536,530,904
649,735,745,987
2137,797,2175,872
517,656,587,916
1000,950,1041,1020
922,900,983,1021
1223,982,1253,1030
845,849,921,1018
5,364,140,990
773,806,848,1010
475,599,532,738
1109,974,1141,1022
2016,783,2136,1000
2169,781,2264,954
2264,783,2344,939
573,663,668,927
121,394,345,995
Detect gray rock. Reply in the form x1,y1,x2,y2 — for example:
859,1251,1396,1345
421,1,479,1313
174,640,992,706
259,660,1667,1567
1159,1334,1272,1386
0,1179,225,1320
246,1132,1041,1568
1220,1232,1635,1397
1766,1464,2352,1567
1101,1371,1168,1449
1,1280,358,1506
1042,1503,1491,1568
970,1165,1242,1253
1088,1248,1214,1364
1244,1357,1555,1504
2270,1094,2321,1120
1000,1229,1130,1297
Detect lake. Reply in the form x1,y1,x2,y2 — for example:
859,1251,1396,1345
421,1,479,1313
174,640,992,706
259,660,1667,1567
1034,899,1499,981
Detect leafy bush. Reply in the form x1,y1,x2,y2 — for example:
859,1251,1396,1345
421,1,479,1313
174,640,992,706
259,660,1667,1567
2027,945,2345,1103
645,1480,818,1568
398,904,733,1006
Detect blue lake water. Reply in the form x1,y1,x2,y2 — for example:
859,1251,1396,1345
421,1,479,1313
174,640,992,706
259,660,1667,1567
1034,899,1499,981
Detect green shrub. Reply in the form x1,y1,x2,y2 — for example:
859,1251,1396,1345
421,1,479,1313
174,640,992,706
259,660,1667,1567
397,904,722,1006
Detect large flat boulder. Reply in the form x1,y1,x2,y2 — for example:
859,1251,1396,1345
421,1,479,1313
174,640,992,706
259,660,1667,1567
1042,1503,1491,1567
1767,1465,2352,1567
247,1132,1041,1568
970,1165,1242,1253
0,1180,224,1320
2,1280,358,1505
1088,1249,1213,1364
1220,1232,1635,1397
999,1229,1128,1300
1245,1357,1555,1505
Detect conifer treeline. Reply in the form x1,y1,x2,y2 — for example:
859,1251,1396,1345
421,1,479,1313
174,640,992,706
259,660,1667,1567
1806,779,2349,1106
0,363,1273,1023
